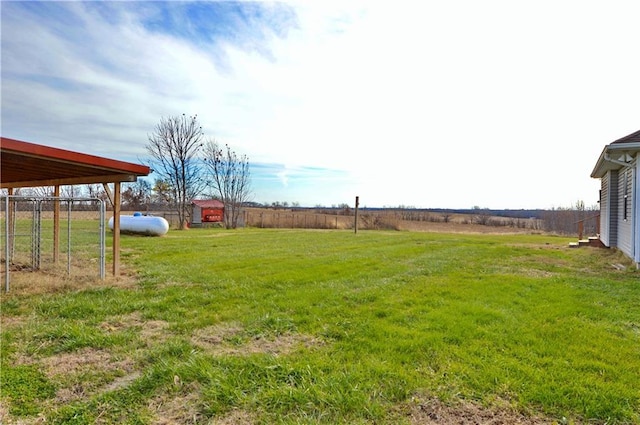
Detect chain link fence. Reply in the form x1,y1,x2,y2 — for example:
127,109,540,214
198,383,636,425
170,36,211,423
1,196,105,291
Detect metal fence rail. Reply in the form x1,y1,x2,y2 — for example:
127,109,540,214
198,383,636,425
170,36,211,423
1,196,105,292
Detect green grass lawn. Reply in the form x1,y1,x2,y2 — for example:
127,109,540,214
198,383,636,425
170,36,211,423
1,228,639,424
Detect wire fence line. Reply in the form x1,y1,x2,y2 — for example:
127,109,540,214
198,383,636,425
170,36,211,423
244,210,351,229
242,208,547,231
120,206,596,236
1,196,105,292
149,207,588,233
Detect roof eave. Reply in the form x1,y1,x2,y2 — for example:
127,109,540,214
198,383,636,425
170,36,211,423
1,137,150,175
0,173,140,189
591,142,640,178
1,136,150,188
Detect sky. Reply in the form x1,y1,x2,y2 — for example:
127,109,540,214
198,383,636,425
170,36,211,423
2,1,640,209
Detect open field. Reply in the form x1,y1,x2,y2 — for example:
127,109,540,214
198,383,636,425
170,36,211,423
1,228,639,424
241,208,545,233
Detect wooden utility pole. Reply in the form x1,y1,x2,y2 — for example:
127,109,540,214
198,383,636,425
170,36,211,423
354,196,359,234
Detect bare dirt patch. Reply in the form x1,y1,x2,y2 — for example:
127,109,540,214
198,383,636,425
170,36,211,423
192,323,325,357
397,396,560,425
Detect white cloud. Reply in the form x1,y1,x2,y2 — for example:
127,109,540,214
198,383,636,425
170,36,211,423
2,1,640,208
277,167,290,187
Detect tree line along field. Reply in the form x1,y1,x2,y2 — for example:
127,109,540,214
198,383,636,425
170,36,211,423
1,227,638,424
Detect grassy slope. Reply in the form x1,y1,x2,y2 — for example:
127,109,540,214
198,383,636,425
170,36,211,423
1,228,639,424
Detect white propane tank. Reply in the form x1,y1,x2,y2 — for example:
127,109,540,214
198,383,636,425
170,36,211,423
108,213,169,236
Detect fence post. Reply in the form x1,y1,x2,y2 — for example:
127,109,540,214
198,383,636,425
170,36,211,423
578,220,584,240
354,196,359,234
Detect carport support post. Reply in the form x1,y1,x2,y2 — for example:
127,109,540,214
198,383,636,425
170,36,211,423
103,182,122,276
53,185,60,263
112,182,121,276
5,190,13,292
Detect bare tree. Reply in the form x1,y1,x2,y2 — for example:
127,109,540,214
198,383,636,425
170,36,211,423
542,200,598,235
86,184,109,204
472,206,491,225
146,114,206,229
60,185,84,198
122,180,151,211
151,178,172,205
18,186,54,197
202,140,252,229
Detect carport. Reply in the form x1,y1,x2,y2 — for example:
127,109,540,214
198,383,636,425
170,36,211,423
0,137,150,276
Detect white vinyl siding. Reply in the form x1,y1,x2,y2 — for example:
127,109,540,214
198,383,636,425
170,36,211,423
635,162,640,264
617,167,634,258
607,170,618,248
600,172,610,246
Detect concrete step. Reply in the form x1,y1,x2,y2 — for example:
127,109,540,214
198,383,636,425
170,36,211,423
569,237,605,249
588,236,605,248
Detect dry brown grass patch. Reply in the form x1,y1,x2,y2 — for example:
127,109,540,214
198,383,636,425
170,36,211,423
100,311,171,345
397,395,557,425
0,314,27,330
34,347,138,403
399,220,535,234
1,266,137,298
490,266,555,278
192,323,325,357
148,383,206,425
209,409,257,425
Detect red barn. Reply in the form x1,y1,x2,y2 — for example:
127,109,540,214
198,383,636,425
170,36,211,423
191,199,224,225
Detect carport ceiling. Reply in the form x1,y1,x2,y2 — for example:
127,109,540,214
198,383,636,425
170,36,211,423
1,137,150,188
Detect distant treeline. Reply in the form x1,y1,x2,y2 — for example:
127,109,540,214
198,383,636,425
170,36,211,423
372,208,547,219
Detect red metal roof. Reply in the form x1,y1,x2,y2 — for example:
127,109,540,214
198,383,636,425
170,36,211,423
192,199,224,208
1,137,150,188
